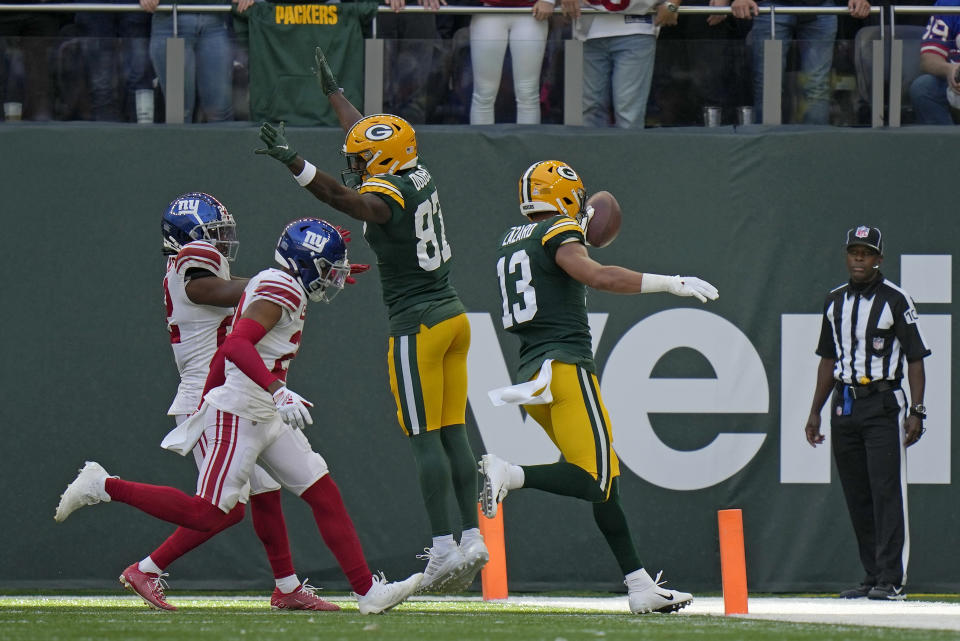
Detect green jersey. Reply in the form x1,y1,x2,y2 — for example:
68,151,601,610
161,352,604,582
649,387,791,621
359,166,465,336
496,215,595,383
234,3,376,126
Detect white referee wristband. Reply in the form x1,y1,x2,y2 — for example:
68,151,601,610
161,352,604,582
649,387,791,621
639,273,678,294
294,161,317,187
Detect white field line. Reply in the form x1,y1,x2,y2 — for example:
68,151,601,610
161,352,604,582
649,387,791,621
7,595,960,631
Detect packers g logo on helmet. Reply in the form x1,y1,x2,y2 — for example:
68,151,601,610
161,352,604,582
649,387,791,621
518,160,586,219
341,114,418,189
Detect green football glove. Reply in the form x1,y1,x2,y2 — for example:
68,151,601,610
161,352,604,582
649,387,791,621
255,121,297,165
315,46,341,97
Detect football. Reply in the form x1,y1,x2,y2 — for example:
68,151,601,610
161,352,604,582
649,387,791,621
584,191,622,248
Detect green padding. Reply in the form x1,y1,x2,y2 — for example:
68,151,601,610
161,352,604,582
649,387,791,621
2,125,957,593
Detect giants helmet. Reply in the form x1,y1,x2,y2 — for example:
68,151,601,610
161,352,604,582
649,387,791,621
518,160,586,221
341,114,418,189
274,218,350,303
162,192,238,261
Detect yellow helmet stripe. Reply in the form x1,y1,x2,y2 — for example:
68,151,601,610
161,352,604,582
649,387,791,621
519,161,543,204
542,219,583,244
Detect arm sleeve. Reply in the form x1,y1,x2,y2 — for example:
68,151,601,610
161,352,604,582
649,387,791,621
815,299,838,358
893,295,932,362
219,317,280,391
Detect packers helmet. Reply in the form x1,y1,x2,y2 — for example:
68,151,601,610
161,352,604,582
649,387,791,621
518,160,586,220
341,114,418,189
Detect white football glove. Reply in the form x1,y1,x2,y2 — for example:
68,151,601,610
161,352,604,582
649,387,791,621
671,276,719,303
272,386,314,430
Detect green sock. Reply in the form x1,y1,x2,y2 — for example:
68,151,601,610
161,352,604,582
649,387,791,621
521,461,605,502
440,424,479,531
593,479,642,574
409,431,454,537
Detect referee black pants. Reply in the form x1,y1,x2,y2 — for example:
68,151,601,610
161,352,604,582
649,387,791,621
830,388,909,587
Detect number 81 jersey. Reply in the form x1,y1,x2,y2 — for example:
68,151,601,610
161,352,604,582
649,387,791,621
359,165,463,334
496,215,594,383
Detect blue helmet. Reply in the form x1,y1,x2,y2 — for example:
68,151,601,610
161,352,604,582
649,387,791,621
274,218,350,303
161,192,238,261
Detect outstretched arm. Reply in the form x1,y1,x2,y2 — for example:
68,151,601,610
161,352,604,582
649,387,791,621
256,122,391,224
554,242,719,301
315,46,363,132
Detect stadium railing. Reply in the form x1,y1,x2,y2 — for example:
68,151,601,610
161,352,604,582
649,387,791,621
0,3,945,127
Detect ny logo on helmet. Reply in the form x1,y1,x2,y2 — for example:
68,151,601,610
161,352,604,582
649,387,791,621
557,165,579,182
365,124,395,141
176,199,201,214
303,230,330,254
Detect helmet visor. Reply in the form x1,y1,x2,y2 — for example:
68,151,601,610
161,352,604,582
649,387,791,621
207,220,239,261
341,152,367,190
305,257,350,303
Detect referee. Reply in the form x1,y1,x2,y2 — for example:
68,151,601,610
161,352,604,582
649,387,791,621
804,226,929,601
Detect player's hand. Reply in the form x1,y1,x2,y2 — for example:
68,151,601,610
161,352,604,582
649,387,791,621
730,0,757,20
346,263,371,285
314,46,341,97
903,415,924,447
420,0,447,11
670,275,719,302
334,225,353,243
707,0,729,26
256,122,298,165
231,0,254,13
805,413,825,447
139,0,160,12
272,386,314,430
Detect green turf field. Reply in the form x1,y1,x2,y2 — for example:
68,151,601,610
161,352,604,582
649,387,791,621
2,597,957,641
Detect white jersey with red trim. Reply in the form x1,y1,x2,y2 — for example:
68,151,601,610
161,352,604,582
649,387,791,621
204,268,308,422
164,240,234,415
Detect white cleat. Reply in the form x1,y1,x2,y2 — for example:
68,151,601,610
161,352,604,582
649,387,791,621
627,570,693,614
54,461,111,523
355,572,423,615
416,545,466,593
444,537,489,593
479,454,511,519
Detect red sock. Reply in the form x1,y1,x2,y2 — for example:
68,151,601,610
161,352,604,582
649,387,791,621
151,504,246,569
105,478,227,531
300,475,373,594
249,490,296,580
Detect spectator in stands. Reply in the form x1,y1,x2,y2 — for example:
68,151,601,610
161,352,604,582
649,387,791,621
140,0,253,122
469,0,551,124
563,0,680,128
380,0,445,123
908,0,960,125
709,0,871,124
0,0,61,121
75,0,154,123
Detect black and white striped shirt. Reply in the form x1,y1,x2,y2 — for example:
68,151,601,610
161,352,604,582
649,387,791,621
816,274,931,385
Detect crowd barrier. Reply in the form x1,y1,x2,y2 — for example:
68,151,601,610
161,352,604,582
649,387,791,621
1,3,954,127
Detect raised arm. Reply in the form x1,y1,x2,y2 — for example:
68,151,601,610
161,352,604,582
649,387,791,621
255,122,391,225
315,46,364,132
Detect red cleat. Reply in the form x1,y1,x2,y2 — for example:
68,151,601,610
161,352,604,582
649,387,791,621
119,563,176,611
271,580,340,611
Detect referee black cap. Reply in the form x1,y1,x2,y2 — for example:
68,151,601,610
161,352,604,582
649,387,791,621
846,226,883,255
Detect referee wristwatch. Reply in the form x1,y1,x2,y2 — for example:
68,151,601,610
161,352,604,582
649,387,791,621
910,404,927,420
665,1,679,11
